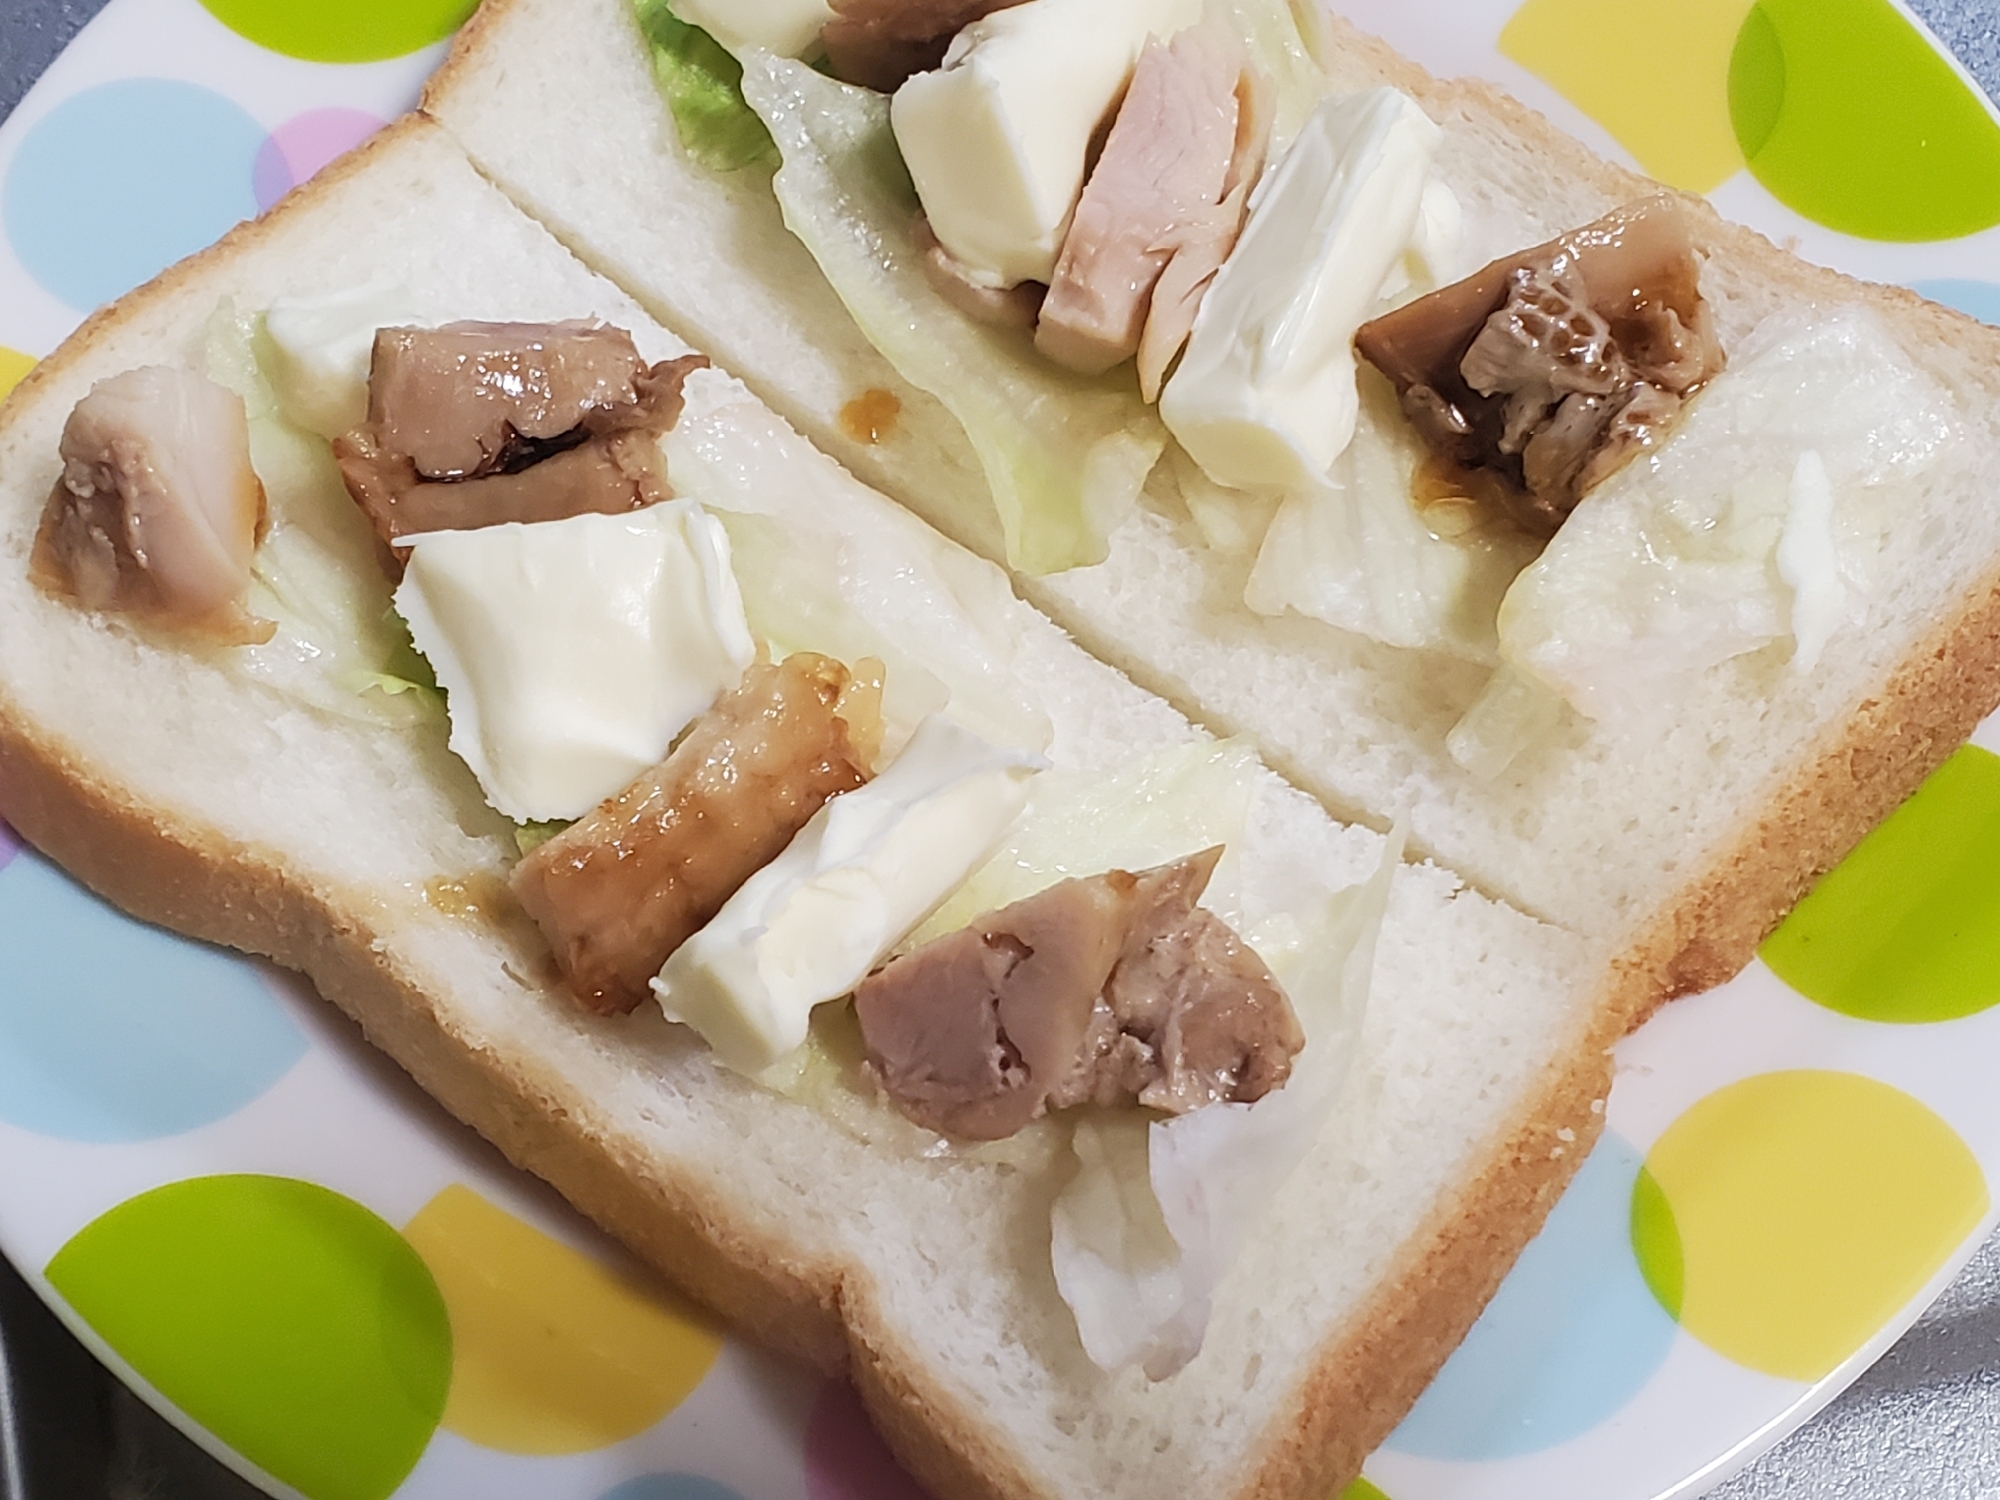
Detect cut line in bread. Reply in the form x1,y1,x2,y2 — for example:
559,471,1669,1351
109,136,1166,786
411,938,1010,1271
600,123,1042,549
419,0,2000,1038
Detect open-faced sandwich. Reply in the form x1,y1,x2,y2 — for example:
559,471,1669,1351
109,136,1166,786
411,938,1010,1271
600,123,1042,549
0,112,1610,1500
3,2,1999,1499
422,0,2000,1019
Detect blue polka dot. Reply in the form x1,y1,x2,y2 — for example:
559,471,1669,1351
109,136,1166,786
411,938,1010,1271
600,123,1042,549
0,848,308,1142
1911,279,2000,327
1381,1133,1678,1460
598,1477,746,1500
3,79,265,312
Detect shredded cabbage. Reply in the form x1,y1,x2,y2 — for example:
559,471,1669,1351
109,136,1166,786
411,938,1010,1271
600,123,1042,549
711,508,952,749
761,739,1267,1162
202,305,443,729
1244,386,1539,659
1494,309,1960,722
633,0,777,172
345,609,445,710
906,737,1263,949
646,0,1335,574
666,395,1053,757
1050,823,1404,1378
1444,664,1568,780
735,54,1165,574
1175,447,1281,558
1204,0,1335,155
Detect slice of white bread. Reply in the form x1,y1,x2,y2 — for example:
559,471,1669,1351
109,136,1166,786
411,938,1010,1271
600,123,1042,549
421,0,2000,1024
0,115,1608,1500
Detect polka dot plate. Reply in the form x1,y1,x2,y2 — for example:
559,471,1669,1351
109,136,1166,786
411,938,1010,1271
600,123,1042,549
1,2,1998,1499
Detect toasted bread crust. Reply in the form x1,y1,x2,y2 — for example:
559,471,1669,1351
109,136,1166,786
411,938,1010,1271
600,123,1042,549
1354,22,2000,1030
0,109,858,1374
0,648,1619,1500
0,101,1604,1500
0,147,1615,1500
1330,12,2000,1028
0,693,856,1371
1613,560,2000,1025
1260,1020,1616,1500
780,991,1617,1500
0,115,418,428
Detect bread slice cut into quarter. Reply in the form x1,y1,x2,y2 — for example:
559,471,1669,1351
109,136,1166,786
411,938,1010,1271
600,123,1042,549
421,0,2000,1027
0,115,1611,1500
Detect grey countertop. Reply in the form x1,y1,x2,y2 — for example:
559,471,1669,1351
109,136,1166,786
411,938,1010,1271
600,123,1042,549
3,1,2000,1497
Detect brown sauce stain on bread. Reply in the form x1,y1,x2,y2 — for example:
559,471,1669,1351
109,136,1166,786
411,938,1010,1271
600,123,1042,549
423,873,515,923
839,388,902,446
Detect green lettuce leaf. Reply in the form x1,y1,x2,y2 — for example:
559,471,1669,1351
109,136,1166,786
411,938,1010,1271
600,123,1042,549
633,0,777,172
355,607,446,711
903,737,1262,951
664,398,1054,756
202,304,445,730
1051,823,1404,1377
513,820,570,857
737,55,1166,574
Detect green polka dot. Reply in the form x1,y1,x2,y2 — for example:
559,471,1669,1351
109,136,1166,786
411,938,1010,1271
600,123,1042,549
1638,1072,1986,1381
1763,746,2000,1023
1339,1479,1393,1500
46,1176,451,1500
1727,0,2000,241
1497,0,1753,193
1727,5,1785,159
197,0,475,64
1630,1165,1684,1319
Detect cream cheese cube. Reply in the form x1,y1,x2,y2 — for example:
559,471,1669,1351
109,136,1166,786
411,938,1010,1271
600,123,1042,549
653,714,1042,1073
671,0,834,58
263,284,420,440
891,0,1201,288
1159,88,1440,493
395,500,755,823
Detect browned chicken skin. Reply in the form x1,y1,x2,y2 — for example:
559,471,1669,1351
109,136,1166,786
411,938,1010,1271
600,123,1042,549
1356,195,1723,535
34,365,272,645
333,321,706,555
855,846,1302,1139
513,653,884,1016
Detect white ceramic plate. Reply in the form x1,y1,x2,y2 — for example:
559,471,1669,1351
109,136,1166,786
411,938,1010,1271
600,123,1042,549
3,3,1998,1499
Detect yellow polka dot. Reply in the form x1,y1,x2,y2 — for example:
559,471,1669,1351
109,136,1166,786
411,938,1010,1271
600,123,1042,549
403,1185,722,1455
1499,0,1752,192
0,347,37,404
1641,1071,1986,1381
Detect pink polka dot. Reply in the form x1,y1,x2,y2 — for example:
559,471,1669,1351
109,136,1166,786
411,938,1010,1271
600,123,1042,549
253,109,386,212
804,1380,935,1500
